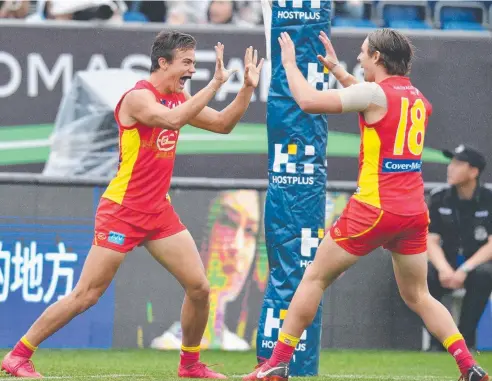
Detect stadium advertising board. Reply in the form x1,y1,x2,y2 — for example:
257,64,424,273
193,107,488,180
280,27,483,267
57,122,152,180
0,183,491,350
0,25,491,182
0,185,114,348
114,188,400,353
115,189,269,351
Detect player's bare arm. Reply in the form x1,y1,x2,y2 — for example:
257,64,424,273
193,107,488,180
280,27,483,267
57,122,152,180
317,31,358,88
278,32,386,119
120,43,235,131
186,45,265,134
278,32,342,113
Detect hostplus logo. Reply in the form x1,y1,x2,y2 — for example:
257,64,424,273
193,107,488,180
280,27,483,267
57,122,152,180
277,0,321,21
262,308,307,351
271,143,315,185
300,228,324,268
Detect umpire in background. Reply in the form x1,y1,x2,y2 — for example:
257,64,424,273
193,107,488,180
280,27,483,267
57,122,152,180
427,144,492,350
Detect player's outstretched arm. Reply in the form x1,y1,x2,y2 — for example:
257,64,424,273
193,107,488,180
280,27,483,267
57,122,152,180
278,32,342,114
317,31,358,88
278,32,384,115
123,43,234,130
187,46,265,134
122,82,219,130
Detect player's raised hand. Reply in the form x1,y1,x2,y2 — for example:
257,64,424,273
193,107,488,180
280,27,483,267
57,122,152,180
244,46,265,88
213,42,237,84
317,31,339,70
278,32,297,68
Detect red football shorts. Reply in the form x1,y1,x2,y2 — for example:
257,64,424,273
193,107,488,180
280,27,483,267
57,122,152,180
330,198,429,256
93,197,186,253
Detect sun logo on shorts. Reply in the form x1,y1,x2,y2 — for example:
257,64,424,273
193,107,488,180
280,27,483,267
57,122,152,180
334,227,341,237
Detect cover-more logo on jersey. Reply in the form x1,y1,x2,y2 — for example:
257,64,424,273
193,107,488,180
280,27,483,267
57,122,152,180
262,308,307,351
277,0,321,20
271,143,315,185
382,158,422,173
300,228,324,268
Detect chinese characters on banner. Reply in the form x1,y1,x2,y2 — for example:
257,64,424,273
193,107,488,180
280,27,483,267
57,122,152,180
0,241,77,304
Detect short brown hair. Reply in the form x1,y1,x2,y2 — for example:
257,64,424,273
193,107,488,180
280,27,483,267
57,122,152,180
150,30,196,73
367,29,414,76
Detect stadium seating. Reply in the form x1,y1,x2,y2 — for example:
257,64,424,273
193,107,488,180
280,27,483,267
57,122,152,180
331,0,490,31
489,1,492,28
123,11,148,22
123,0,149,23
387,19,431,29
332,1,377,28
434,1,487,30
332,16,377,27
376,1,432,29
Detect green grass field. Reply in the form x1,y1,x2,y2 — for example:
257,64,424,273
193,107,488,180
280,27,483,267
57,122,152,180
1,349,491,380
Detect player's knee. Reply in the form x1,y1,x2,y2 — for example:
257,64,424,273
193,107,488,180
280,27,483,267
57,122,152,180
399,288,426,310
80,290,101,312
71,288,102,312
186,279,210,303
304,261,338,290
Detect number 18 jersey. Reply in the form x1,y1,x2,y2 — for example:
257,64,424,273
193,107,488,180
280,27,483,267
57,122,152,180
353,76,433,216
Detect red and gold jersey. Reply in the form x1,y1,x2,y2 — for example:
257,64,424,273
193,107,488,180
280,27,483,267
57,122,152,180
353,76,433,216
102,80,185,213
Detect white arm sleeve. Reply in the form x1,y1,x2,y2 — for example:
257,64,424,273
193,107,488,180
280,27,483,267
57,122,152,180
338,82,387,113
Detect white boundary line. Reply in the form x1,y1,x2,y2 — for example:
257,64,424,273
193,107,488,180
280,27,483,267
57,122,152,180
319,375,454,380
0,139,50,150
2,373,457,380
231,374,456,380
1,374,147,380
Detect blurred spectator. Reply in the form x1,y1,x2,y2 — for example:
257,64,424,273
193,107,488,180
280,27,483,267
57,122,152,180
206,0,256,26
24,0,48,22
124,1,167,23
334,0,365,19
236,0,263,25
18,0,263,25
427,145,492,351
0,0,30,18
166,1,208,25
207,0,238,24
48,0,127,22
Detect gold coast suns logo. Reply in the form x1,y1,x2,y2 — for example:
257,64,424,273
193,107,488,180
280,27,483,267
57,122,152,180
156,129,178,152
